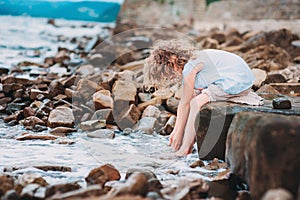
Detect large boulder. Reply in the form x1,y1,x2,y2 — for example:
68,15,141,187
196,101,300,160
226,112,300,199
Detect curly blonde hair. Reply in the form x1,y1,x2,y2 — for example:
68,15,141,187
143,39,195,89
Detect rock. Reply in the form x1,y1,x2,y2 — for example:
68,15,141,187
189,160,205,168
265,73,287,84
20,183,46,199
20,116,45,127
87,129,115,139
85,164,121,186
196,102,300,160
269,83,300,95
166,97,179,114
93,90,114,110
208,178,238,200
76,64,95,76
256,84,281,100
91,109,114,124
45,182,81,199
49,185,104,200
23,107,36,118
16,133,58,141
243,44,291,71
201,37,219,49
2,189,19,200
0,175,14,196
262,188,293,200
272,97,292,109
125,169,157,180
34,166,71,172
0,64,9,74
48,106,75,128
76,79,103,100
48,80,65,99
236,190,251,200
251,68,267,89
141,105,161,119
29,89,49,100
99,71,117,91
138,93,152,103
114,104,141,130
226,112,300,199
152,88,174,100
137,97,162,111
133,117,159,134
78,119,106,131
108,172,148,197
18,173,48,187
211,32,226,44
50,127,77,137
2,83,24,93
1,76,37,86
112,80,137,103
159,115,176,135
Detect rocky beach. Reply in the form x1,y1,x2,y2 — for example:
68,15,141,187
0,0,300,199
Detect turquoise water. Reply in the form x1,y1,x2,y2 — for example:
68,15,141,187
0,0,121,22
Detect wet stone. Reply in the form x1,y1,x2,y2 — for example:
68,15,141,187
272,97,292,109
78,119,106,131
86,129,115,139
0,174,14,197
85,164,121,186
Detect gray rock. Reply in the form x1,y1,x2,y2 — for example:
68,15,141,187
87,129,115,139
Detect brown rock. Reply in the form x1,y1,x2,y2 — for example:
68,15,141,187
45,182,81,198
112,80,137,103
23,107,36,118
243,44,291,71
48,106,75,128
16,133,58,141
114,104,141,130
99,71,117,91
108,172,148,197
0,174,14,196
269,83,300,95
21,116,45,127
159,115,176,135
2,83,24,93
85,164,121,186
50,185,104,200
76,79,103,100
265,73,287,84
226,112,300,199
48,80,65,98
91,109,114,124
137,97,162,111
189,160,205,168
211,32,226,44
93,90,114,110
152,88,174,100
29,89,49,100
18,173,48,187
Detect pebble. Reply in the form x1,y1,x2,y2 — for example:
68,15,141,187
272,97,292,109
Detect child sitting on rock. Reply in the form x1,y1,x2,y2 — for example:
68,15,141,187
143,39,263,156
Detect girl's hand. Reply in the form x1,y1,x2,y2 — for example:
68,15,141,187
192,62,204,73
169,131,183,150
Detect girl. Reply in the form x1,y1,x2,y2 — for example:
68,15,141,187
143,39,263,156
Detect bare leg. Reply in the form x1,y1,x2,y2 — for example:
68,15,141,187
176,93,210,156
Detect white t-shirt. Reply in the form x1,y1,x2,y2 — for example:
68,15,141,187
182,49,255,94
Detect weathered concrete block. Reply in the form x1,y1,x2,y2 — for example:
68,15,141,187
226,112,300,199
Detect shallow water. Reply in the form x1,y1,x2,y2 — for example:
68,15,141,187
0,16,225,188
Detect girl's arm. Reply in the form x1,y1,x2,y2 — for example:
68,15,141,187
169,63,204,150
